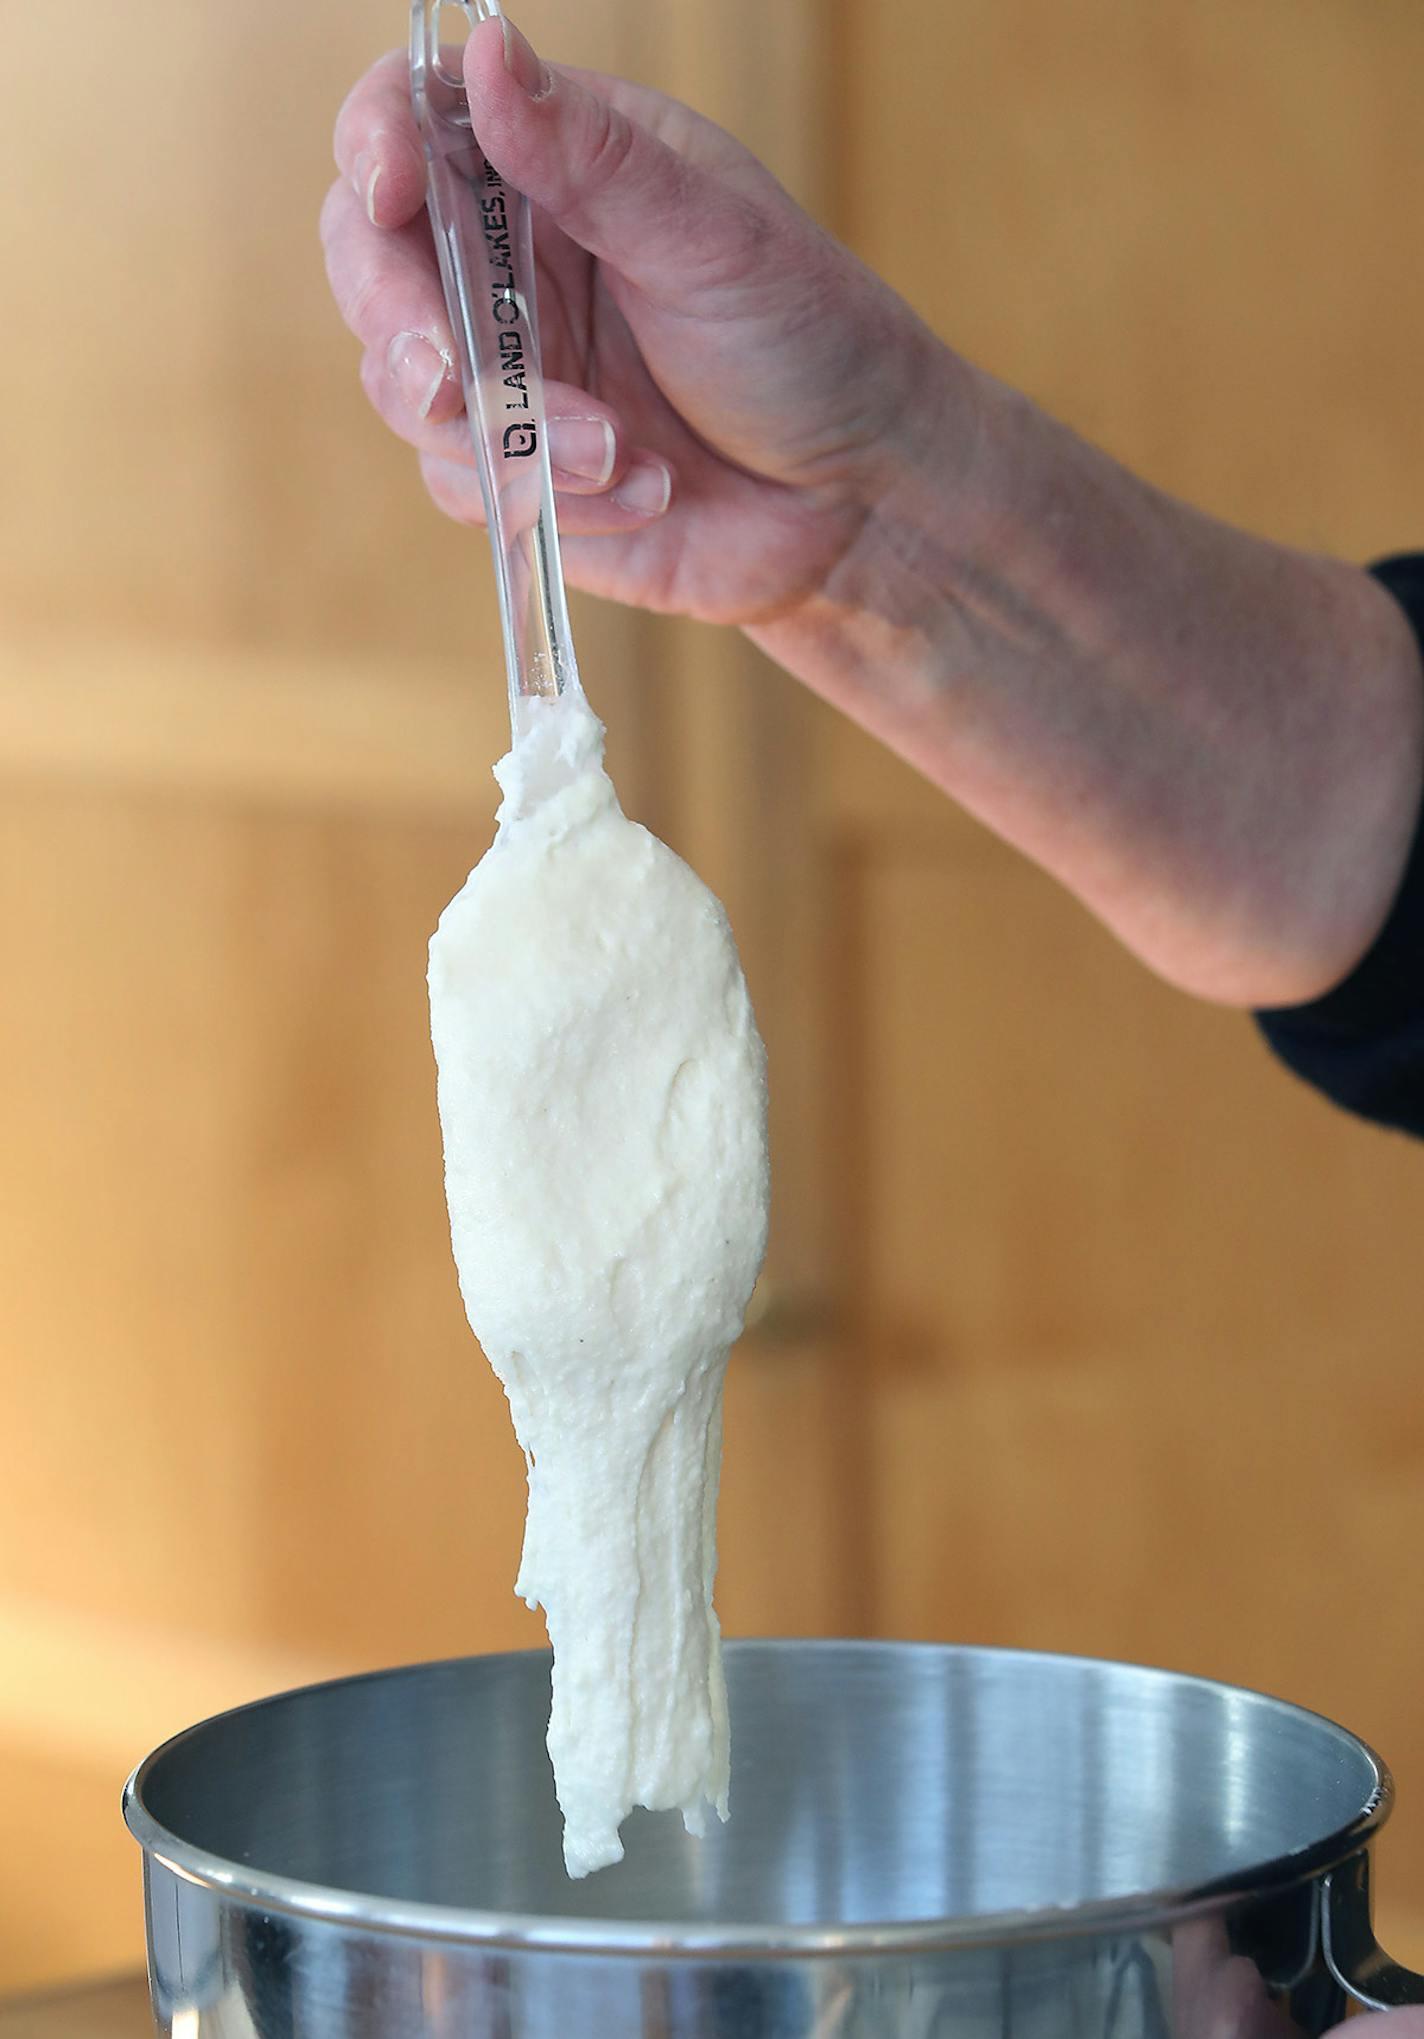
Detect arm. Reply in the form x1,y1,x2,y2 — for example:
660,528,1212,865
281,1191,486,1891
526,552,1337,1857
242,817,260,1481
752,371,1424,1008
325,21,1424,1013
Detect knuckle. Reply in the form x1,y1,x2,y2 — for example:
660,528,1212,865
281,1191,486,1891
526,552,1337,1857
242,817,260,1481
318,179,348,251
333,49,405,170
332,93,359,173
578,98,639,204
707,190,774,278
727,191,779,266
358,348,389,410
421,455,484,527
663,184,779,303
342,263,386,340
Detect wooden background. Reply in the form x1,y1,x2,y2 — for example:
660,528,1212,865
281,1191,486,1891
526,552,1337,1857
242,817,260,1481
3,0,1424,1995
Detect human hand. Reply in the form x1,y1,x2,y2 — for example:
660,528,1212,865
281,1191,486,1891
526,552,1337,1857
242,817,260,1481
323,15,1423,1015
1172,1918,1424,2037
323,16,958,629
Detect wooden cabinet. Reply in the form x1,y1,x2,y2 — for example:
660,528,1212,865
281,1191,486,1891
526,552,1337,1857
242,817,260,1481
4,0,1424,1995
0,1976,152,2039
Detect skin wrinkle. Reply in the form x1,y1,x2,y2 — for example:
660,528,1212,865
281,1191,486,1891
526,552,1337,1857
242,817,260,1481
563,95,644,237
511,72,694,289
617,187,785,318
605,244,908,481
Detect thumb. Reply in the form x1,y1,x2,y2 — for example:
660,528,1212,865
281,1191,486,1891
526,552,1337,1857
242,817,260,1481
464,15,762,306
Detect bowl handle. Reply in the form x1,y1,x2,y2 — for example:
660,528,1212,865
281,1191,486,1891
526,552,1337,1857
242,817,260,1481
1322,1852,1424,2008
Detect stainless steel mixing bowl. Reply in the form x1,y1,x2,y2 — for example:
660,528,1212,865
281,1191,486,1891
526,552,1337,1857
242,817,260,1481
124,1641,1424,2035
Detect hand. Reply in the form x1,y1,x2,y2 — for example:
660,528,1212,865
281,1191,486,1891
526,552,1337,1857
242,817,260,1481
323,19,1422,1012
323,18,954,628
1173,1918,1424,2036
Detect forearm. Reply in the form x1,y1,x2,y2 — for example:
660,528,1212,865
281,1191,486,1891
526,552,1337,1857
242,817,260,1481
751,351,1424,1008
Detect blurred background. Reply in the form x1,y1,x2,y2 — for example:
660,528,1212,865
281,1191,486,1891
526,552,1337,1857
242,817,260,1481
3,0,1424,2005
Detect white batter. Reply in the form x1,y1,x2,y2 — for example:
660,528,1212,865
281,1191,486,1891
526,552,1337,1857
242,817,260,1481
428,691,770,1878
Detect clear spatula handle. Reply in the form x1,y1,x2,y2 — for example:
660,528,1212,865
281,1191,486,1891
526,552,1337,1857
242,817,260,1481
411,0,582,738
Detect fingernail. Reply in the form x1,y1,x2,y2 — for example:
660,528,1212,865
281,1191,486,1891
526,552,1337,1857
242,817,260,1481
353,148,383,225
387,331,453,420
612,459,672,518
500,16,552,100
546,417,616,486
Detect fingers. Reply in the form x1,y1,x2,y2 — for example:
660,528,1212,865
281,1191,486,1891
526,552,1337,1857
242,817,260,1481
332,50,427,231
463,17,777,308
321,179,463,426
325,146,668,514
420,446,673,536
361,351,628,495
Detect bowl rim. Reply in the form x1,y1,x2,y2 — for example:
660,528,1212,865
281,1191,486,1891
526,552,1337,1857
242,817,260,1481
122,1638,1392,1959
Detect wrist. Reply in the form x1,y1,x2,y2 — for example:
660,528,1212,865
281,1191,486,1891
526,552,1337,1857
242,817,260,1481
746,333,1002,736
747,350,1105,832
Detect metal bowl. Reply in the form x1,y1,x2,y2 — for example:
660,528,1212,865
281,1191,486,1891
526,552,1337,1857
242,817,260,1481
124,1640,1424,2035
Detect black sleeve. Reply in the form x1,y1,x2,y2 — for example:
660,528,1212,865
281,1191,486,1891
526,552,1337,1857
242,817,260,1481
1253,553,1424,1136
